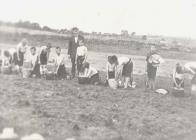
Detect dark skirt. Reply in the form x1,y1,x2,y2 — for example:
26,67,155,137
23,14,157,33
77,56,85,72
40,51,48,65
147,63,157,80
108,71,115,79
12,52,24,66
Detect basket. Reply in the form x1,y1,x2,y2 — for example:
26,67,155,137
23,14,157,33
46,64,57,73
23,61,32,69
22,68,31,78
1,66,11,74
78,77,90,84
46,73,56,80
108,79,118,89
172,87,184,94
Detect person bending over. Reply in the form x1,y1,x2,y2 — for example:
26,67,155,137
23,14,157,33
39,43,52,78
183,62,196,94
173,63,184,89
122,58,133,88
54,47,66,80
78,62,100,85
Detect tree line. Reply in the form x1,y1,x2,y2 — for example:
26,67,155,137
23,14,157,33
0,20,58,32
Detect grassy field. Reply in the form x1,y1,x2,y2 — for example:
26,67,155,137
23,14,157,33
0,27,196,140
0,25,196,60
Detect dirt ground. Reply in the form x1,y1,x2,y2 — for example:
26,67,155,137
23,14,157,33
0,73,196,140
0,43,196,140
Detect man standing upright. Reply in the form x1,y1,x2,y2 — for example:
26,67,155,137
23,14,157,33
68,27,84,78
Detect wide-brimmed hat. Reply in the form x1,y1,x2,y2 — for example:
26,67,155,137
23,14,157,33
0,128,18,139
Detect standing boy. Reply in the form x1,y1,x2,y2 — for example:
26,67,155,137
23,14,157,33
76,39,87,74
146,45,158,91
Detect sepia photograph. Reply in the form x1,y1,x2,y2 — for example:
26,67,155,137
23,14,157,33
0,0,196,140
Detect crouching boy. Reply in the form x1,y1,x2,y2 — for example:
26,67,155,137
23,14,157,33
78,62,100,85
55,47,66,79
173,63,184,90
29,47,40,78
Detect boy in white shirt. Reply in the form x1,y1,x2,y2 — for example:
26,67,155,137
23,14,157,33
28,47,40,78
78,62,99,85
39,43,52,78
55,47,66,79
84,62,99,85
76,39,87,74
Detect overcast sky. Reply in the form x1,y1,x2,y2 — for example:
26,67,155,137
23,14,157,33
0,0,195,38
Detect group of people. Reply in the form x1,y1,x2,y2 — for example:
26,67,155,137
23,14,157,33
0,27,196,94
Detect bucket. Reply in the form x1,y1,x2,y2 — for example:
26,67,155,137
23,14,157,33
108,79,118,89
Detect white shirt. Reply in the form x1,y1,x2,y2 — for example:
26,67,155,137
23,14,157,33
28,54,38,66
85,66,98,77
118,57,129,66
16,43,28,53
55,54,65,65
184,62,196,74
8,48,16,56
106,62,115,72
75,37,78,43
76,46,87,56
173,70,184,80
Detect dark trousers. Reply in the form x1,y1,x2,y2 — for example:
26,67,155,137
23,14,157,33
13,52,24,66
77,56,85,73
78,73,99,85
71,56,76,77
90,73,100,84
57,65,66,79
30,64,41,78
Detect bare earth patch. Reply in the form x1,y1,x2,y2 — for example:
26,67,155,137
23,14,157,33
0,73,196,140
